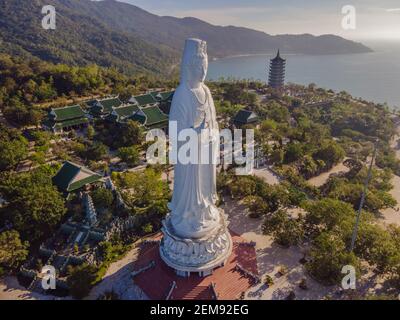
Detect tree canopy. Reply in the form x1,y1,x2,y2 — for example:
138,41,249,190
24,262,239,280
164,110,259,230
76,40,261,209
0,125,28,171
0,166,66,243
0,230,29,269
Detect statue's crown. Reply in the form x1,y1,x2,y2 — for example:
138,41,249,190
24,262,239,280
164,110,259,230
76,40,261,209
182,38,207,65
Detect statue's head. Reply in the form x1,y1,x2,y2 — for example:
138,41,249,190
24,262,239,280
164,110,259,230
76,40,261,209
180,38,208,88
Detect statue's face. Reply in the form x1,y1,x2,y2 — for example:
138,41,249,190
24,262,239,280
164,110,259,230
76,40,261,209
187,54,208,85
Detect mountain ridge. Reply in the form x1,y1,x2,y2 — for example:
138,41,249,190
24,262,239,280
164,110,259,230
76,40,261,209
80,0,371,57
0,0,372,76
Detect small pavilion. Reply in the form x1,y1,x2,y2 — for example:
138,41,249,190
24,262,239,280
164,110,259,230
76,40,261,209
52,161,102,193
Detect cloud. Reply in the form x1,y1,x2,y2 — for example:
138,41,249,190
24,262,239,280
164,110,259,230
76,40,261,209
386,8,400,12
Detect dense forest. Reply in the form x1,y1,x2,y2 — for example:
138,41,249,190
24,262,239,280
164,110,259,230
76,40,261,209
0,54,177,126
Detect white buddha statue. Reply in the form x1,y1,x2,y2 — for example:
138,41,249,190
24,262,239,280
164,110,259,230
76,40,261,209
160,38,232,277
168,38,220,239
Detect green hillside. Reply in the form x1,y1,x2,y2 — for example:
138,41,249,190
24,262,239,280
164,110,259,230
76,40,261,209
0,0,177,75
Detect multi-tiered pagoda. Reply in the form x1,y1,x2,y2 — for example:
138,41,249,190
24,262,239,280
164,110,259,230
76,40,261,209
268,50,286,89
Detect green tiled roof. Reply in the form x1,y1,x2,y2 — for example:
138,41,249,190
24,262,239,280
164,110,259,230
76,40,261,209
53,161,102,192
53,162,80,191
142,106,168,127
68,175,102,192
107,104,140,123
158,91,175,101
150,91,175,102
54,117,88,129
89,97,122,115
114,104,139,118
150,92,160,100
130,111,146,125
51,105,86,121
133,94,157,106
99,98,122,112
234,109,259,125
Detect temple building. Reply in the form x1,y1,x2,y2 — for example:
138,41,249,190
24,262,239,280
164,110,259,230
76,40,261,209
105,104,169,131
233,109,259,128
268,50,286,89
87,97,123,118
52,161,103,193
105,104,140,123
44,105,88,133
152,91,175,114
152,91,174,103
130,106,169,131
43,91,174,134
129,93,158,107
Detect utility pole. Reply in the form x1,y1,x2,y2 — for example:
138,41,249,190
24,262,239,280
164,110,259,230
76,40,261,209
349,140,378,252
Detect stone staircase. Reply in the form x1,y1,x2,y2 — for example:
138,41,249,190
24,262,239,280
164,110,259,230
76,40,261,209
216,268,255,299
177,285,213,300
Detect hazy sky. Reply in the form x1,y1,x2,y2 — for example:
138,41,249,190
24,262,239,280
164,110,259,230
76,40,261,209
117,0,400,40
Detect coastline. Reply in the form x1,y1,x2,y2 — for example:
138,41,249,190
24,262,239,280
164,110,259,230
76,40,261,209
211,50,373,61
208,45,400,108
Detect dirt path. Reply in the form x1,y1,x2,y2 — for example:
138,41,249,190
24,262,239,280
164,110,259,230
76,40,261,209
88,245,147,300
0,276,68,300
253,166,281,185
307,160,349,187
223,200,338,300
380,119,400,226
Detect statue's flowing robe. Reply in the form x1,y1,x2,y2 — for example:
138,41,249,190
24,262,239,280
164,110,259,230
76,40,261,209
168,83,220,239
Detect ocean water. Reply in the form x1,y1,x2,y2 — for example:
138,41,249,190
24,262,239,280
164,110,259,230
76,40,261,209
207,41,400,108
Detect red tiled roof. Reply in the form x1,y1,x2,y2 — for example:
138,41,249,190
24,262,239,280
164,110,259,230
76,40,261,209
133,232,258,300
